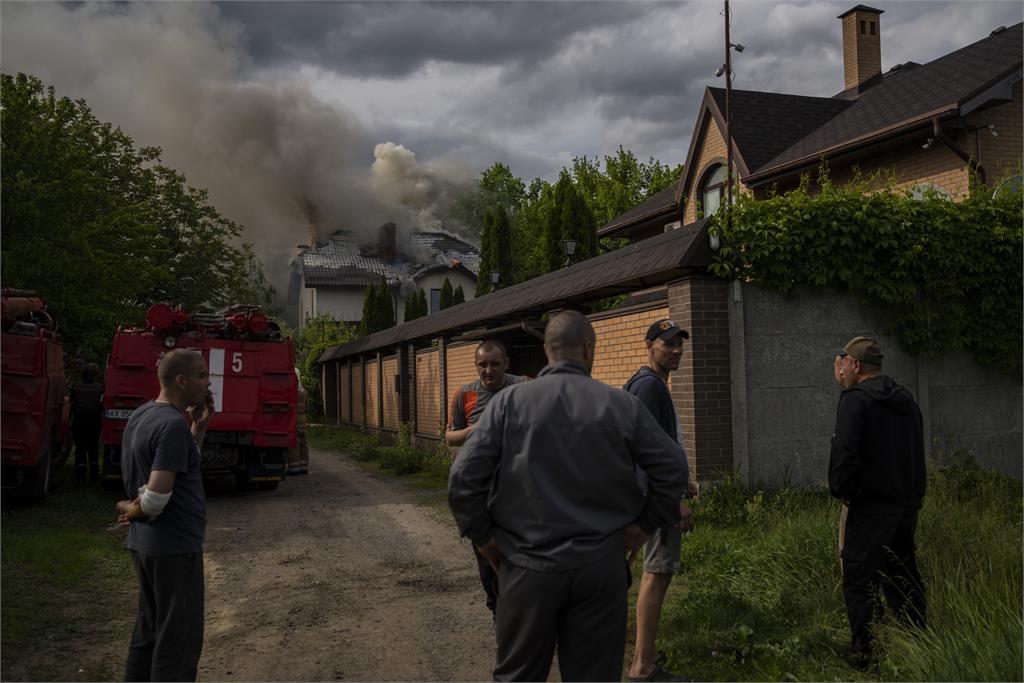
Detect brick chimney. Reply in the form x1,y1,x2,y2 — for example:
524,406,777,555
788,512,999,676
378,222,397,263
838,5,883,91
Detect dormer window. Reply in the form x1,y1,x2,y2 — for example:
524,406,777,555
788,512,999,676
700,164,727,216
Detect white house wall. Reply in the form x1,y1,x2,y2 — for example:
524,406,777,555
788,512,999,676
408,271,478,316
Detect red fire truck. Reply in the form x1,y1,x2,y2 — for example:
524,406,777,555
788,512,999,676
101,303,297,490
1,289,71,500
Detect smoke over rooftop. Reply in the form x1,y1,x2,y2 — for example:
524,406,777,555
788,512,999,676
1,1,477,301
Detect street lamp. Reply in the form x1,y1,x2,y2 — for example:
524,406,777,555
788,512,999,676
490,270,500,291
563,239,577,268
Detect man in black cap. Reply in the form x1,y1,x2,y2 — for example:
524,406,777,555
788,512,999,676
625,318,697,682
830,336,927,668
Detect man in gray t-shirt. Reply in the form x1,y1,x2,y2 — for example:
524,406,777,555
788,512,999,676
116,349,213,682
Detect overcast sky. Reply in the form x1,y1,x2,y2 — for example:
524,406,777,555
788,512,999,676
2,1,1020,283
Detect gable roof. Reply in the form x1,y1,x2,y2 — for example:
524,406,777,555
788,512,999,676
747,22,1023,182
301,230,479,289
597,184,680,237
319,219,711,361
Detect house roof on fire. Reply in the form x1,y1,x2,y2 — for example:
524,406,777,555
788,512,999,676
599,22,1023,237
318,219,711,362
301,230,480,289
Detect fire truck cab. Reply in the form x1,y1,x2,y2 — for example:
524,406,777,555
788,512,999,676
1,289,70,500
101,304,297,490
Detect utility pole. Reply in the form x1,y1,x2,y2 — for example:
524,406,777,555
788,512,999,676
724,0,733,230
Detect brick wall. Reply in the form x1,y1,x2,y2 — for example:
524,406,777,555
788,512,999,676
446,342,479,400
668,277,732,479
590,307,670,388
382,355,399,430
416,348,441,436
365,359,379,427
967,80,1023,184
339,365,350,424
351,362,364,424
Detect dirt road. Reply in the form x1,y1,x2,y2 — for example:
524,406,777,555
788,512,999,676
198,447,495,681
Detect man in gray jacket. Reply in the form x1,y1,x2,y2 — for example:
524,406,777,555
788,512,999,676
449,310,688,682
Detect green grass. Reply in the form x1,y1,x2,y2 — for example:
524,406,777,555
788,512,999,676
660,457,1023,682
309,426,1024,682
2,464,136,681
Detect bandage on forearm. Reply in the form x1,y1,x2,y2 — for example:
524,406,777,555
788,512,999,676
137,485,172,517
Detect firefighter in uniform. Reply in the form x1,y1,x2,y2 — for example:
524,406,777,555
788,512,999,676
71,362,104,484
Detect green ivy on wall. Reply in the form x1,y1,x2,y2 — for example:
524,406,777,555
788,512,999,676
709,170,1023,375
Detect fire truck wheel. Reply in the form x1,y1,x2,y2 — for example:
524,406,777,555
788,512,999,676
256,481,279,491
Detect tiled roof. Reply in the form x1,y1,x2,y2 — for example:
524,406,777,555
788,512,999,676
301,230,479,288
319,218,711,361
707,88,854,174
750,22,1023,178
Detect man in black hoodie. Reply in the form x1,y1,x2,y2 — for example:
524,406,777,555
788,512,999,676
829,336,927,666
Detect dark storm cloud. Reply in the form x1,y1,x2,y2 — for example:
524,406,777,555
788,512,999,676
217,1,663,78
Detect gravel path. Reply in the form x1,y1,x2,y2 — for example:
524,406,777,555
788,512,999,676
198,447,495,681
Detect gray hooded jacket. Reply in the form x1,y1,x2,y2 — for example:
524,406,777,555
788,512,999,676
448,360,688,572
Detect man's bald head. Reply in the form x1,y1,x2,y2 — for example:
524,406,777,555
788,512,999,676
544,311,596,368
158,349,203,388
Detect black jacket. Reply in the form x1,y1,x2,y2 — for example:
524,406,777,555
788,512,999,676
828,375,926,508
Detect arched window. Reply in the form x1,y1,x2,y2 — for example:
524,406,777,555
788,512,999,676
700,164,727,216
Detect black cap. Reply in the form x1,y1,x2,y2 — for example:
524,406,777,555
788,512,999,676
646,319,690,342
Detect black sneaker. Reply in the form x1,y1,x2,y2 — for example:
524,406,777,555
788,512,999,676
628,652,690,682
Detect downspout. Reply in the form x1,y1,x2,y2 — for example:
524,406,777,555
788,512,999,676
932,117,986,186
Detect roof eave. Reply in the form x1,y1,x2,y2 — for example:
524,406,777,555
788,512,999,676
743,105,960,186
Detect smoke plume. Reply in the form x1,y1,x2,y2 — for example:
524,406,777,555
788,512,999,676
1,2,476,300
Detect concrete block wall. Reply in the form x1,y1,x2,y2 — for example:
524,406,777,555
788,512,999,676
382,355,399,431
731,283,1022,485
590,307,669,388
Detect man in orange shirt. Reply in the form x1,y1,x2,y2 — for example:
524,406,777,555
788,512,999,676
445,340,525,619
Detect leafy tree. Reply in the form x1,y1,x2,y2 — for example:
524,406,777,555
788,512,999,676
282,312,358,421
1,73,272,362
1,72,271,361
452,162,528,235
440,277,454,310
452,284,465,305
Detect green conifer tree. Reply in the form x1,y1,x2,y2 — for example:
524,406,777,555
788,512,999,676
440,277,454,310
453,284,465,305
476,209,495,296
376,277,395,329
359,280,377,336
417,288,428,316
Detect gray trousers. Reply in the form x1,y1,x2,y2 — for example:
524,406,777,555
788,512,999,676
494,550,628,682
125,551,205,682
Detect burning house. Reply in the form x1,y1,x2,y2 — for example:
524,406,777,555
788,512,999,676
286,222,480,328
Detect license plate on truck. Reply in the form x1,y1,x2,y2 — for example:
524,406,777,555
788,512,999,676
103,409,134,420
